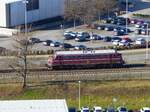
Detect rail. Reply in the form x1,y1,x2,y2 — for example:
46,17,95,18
0,66,149,84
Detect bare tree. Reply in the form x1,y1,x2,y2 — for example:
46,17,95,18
10,26,32,89
94,0,105,22
64,0,80,28
78,0,96,25
103,0,117,18
64,0,117,25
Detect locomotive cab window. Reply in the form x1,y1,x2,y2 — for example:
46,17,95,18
26,0,39,11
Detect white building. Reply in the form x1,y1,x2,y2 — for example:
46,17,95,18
0,99,69,112
0,0,65,27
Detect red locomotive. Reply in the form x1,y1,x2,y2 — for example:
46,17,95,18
47,49,125,69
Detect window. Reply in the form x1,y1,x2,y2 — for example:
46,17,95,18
27,0,39,11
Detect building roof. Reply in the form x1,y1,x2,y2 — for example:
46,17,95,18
0,0,23,4
0,99,68,112
55,50,117,55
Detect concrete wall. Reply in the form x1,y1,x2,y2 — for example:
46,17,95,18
0,3,7,27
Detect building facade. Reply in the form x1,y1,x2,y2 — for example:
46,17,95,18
0,0,65,27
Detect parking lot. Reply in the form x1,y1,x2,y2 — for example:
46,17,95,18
0,16,150,52
26,17,150,51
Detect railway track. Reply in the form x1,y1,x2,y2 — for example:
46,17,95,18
0,65,150,84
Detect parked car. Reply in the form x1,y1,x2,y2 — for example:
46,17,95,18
63,31,73,36
59,43,72,49
111,19,118,24
90,34,102,40
105,26,114,31
81,106,90,112
141,23,150,29
97,25,105,30
119,39,130,46
135,23,142,28
111,36,122,42
140,107,150,112
103,36,112,42
130,19,137,24
74,45,86,50
114,30,125,36
50,41,61,47
106,107,115,112
122,37,133,42
112,39,120,46
117,106,128,112
135,29,142,34
121,28,131,33
75,36,87,42
43,40,53,46
29,37,40,44
76,32,90,38
93,106,102,112
113,27,122,32
69,107,76,112
141,29,148,35
104,17,113,23
135,38,146,46
117,21,126,26
64,32,76,40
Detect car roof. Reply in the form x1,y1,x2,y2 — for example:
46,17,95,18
94,106,102,110
142,107,150,110
55,49,117,55
136,38,145,41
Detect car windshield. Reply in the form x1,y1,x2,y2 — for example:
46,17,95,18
120,108,127,111
83,110,89,112
95,110,101,112
145,110,150,112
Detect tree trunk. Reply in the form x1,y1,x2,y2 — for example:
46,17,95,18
23,75,27,89
73,18,76,29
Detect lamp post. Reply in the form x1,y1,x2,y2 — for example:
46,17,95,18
146,23,149,63
112,97,117,108
22,0,28,35
126,0,128,34
78,81,81,110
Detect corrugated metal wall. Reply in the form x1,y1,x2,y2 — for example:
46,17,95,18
9,0,64,27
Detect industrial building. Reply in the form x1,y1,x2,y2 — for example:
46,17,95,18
0,0,65,27
0,99,69,112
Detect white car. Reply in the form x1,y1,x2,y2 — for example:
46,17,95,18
93,106,102,112
140,107,150,112
112,40,120,46
135,38,146,46
119,40,130,46
117,106,127,112
81,106,89,112
63,31,73,36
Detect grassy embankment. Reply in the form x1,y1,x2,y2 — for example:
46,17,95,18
0,80,150,109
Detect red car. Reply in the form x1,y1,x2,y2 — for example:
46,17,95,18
47,50,125,69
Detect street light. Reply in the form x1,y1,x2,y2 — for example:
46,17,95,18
22,0,28,35
112,97,117,108
78,81,81,110
146,23,149,63
126,0,128,34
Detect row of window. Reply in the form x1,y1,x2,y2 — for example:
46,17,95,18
55,54,120,60
26,0,39,11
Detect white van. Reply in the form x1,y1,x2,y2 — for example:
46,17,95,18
93,106,102,112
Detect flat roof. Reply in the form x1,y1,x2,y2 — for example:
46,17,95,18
0,0,22,4
55,50,117,55
0,99,68,112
